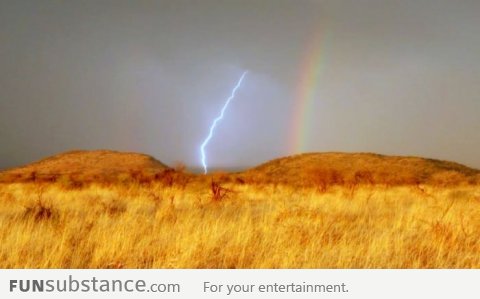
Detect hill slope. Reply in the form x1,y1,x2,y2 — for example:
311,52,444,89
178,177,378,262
0,150,169,183
240,152,480,186
1,151,479,186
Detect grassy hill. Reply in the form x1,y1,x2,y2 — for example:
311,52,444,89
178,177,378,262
240,152,480,187
0,150,170,184
1,150,479,187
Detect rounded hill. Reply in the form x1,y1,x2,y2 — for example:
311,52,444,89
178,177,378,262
0,150,169,183
241,152,480,186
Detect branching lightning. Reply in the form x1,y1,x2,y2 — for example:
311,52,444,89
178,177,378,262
200,71,248,174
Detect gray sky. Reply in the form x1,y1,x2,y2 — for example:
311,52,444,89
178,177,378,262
1,0,479,170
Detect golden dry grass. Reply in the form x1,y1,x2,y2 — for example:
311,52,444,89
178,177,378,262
0,151,479,268
0,180,479,269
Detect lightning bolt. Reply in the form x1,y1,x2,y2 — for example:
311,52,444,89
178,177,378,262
200,71,248,174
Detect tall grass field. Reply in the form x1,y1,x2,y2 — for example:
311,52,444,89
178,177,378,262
0,151,479,268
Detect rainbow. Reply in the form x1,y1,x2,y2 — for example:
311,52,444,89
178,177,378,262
290,27,330,154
